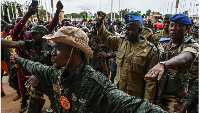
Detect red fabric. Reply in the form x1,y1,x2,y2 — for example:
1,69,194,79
1,61,9,74
157,23,163,29
1,30,7,37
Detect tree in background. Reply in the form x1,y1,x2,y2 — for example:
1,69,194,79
146,9,151,18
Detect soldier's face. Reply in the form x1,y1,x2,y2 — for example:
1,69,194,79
163,20,170,31
51,42,72,69
31,32,43,45
169,22,187,40
125,21,141,42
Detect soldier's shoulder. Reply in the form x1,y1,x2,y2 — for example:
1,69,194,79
184,38,199,48
146,41,157,52
159,38,171,42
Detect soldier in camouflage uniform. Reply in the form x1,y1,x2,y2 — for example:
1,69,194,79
10,26,167,113
179,78,198,113
1,25,58,113
152,14,171,47
96,13,158,103
145,14,199,112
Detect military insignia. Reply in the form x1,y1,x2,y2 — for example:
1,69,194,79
71,93,77,101
129,17,131,21
60,96,70,110
144,49,147,52
53,84,61,94
30,49,36,53
79,98,86,104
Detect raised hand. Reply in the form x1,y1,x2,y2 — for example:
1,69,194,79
56,0,63,12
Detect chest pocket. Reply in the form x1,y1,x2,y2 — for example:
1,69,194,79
131,53,147,74
115,52,125,67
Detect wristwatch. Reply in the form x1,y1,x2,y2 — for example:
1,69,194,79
159,61,166,70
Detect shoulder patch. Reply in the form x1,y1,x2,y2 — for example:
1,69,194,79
147,28,152,32
147,41,157,52
159,38,171,42
183,38,192,43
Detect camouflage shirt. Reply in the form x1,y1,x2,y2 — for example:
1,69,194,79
15,57,167,113
19,39,53,66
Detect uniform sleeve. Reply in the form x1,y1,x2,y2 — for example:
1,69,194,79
18,40,28,51
97,24,122,51
15,57,54,84
182,78,198,111
45,15,59,33
105,88,167,113
144,49,158,103
182,43,199,60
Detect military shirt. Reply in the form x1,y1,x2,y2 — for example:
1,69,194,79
152,30,170,47
97,24,158,103
141,27,154,43
158,38,199,94
15,57,167,113
19,39,53,66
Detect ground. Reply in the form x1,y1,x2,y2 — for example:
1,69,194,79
1,76,51,113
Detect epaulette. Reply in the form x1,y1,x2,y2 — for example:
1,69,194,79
183,38,192,43
120,35,125,38
159,38,171,42
147,41,157,52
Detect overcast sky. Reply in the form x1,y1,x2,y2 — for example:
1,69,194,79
3,0,199,15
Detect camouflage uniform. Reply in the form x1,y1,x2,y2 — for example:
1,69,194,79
15,57,167,113
97,24,158,103
158,38,198,112
87,33,111,77
152,30,170,47
19,39,57,112
141,27,154,43
182,78,198,112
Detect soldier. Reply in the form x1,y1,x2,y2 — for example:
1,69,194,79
141,19,154,43
145,14,199,112
152,14,171,47
96,13,158,103
10,26,166,113
5,1,63,112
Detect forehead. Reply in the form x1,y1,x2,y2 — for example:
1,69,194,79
169,22,184,25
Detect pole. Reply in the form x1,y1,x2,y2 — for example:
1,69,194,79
119,0,120,19
51,0,54,18
175,0,179,14
111,0,113,21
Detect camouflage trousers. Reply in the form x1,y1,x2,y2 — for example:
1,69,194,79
160,85,188,113
28,81,57,113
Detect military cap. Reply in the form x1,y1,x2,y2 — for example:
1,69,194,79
124,14,143,24
28,25,49,35
170,14,192,25
43,26,93,58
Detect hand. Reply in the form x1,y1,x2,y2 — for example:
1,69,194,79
4,5,8,9
97,51,109,58
16,5,21,9
10,51,18,64
56,1,63,12
25,75,39,88
144,63,165,82
26,4,38,16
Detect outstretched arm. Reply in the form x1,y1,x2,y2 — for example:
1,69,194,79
145,52,194,81
1,38,20,48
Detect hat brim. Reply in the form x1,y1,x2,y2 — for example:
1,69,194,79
43,34,93,58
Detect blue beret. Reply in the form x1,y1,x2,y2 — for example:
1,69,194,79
170,14,192,25
124,14,143,24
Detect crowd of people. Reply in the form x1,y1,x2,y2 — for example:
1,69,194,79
1,1,199,113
